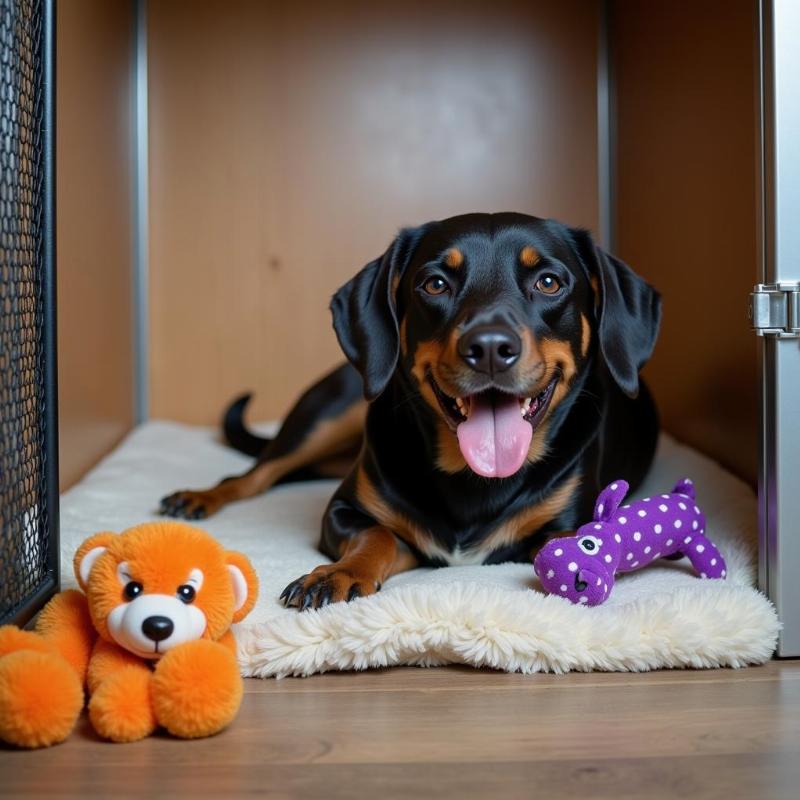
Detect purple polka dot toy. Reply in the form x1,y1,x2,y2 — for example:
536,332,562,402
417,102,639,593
533,478,726,606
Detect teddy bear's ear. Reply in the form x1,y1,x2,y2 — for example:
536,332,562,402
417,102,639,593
593,480,630,523
225,551,259,623
74,532,118,591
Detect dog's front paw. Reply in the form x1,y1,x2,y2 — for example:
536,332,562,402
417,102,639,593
279,565,380,611
159,490,221,520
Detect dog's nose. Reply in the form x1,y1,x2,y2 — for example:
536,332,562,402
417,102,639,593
457,326,521,374
141,615,174,642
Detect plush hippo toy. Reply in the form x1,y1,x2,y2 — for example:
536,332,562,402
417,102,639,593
533,478,727,606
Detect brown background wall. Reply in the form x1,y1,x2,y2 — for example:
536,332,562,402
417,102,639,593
57,0,133,487
54,0,760,486
146,0,600,426
613,0,758,482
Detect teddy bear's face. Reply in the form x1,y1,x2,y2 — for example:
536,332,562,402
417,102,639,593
75,522,258,660
104,562,210,658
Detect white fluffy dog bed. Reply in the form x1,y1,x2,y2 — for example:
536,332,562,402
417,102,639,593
60,421,778,677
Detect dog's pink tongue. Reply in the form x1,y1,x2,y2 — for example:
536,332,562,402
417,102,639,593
456,394,532,478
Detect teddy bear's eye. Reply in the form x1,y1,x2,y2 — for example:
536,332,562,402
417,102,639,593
177,584,196,604
123,581,143,600
577,535,602,555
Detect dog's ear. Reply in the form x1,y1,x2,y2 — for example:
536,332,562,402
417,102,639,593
330,226,429,401
569,228,661,398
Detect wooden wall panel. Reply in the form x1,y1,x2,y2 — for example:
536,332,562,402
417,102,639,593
613,0,758,482
148,0,600,425
57,0,134,488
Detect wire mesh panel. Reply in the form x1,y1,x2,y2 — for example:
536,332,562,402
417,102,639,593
0,0,56,626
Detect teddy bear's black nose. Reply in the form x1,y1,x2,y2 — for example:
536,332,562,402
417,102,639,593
142,615,174,642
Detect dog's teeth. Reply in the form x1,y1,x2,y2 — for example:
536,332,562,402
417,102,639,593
455,397,467,418
520,397,532,416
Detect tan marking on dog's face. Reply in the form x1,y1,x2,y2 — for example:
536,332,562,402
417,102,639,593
409,337,465,420
435,419,467,473
391,273,401,300
520,245,540,267
538,338,577,412
515,327,546,387
444,248,463,268
527,418,552,464
482,474,580,553
410,339,444,385
410,339,445,415
580,313,591,357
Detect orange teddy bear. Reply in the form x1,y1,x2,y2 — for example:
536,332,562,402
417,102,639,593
0,521,258,747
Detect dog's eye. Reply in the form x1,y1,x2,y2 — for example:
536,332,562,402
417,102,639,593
123,581,143,601
177,584,196,604
422,276,450,296
534,274,562,295
577,535,602,554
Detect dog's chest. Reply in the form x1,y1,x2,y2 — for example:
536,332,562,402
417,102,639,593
408,500,566,566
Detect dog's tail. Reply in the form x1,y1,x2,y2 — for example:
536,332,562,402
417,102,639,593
222,394,272,457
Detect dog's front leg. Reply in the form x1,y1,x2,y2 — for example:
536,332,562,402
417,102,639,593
280,527,417,611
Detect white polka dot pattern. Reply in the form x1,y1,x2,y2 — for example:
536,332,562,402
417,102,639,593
532,476,726,607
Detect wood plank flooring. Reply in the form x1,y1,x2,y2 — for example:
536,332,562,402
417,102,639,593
2,660,799,799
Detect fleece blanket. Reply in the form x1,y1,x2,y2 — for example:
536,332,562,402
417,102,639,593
60,421,779,677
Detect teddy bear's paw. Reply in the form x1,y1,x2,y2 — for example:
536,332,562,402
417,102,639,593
89,665,157,743
151,639,242,738
0,650,83,748
0,626,54,658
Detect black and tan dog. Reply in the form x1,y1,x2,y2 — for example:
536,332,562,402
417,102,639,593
160,213,661,610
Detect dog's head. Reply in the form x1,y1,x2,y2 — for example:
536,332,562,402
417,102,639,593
331,213,660,478
74,521,258,659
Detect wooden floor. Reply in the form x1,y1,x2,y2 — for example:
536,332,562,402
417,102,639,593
2,660,800,799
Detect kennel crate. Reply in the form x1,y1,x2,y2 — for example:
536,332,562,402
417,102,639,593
1,0,795,654
0,0,57,627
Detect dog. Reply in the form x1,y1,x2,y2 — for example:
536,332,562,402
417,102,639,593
160,212,661,611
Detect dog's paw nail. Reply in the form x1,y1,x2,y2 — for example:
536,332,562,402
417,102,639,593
317,587,333,608
300,592,314,611
283,579,305,608
347,584,362,602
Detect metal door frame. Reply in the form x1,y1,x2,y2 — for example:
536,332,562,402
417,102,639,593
757,0,800,657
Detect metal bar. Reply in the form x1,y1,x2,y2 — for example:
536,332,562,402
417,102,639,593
0,0,59,627
133,0,149,423
758,0,800,657
756,0,770,609
41,0,59,612
596,0,615,251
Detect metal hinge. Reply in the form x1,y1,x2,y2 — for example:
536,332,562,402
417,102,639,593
749,282,800,338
